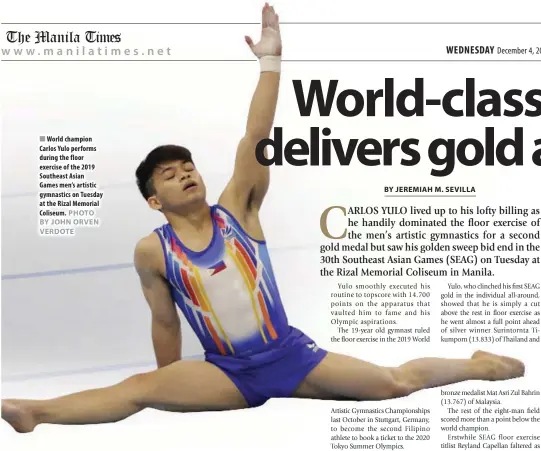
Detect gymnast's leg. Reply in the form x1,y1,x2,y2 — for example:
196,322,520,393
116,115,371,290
293,350,525,401
2,360,248,433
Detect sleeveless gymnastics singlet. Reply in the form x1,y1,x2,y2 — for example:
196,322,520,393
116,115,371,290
154,204,291,357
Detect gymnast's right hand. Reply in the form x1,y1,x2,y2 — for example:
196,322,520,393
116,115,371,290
244,3,282,59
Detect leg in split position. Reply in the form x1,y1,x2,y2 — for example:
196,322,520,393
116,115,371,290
292,350,525,401
2,350,525,432
1,360,248,433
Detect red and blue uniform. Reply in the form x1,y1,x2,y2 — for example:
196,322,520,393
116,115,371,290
154,204,327,406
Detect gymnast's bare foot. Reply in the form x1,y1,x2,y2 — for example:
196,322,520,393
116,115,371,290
1,400,38,433
471,350,525,381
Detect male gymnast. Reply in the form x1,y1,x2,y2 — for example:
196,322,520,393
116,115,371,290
2,3,525,433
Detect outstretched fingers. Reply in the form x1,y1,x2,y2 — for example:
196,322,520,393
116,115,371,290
248,3,281,54
262,3,279,31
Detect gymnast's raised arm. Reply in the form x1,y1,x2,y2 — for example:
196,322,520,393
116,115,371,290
219,3,282,217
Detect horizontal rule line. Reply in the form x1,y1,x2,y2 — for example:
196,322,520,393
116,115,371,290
384,195,477,198
2,22,541,25
2,59,541,63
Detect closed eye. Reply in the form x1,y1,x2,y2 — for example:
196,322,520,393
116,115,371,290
162,168,176,179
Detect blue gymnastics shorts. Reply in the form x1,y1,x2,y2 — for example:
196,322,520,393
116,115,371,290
205,326,328,407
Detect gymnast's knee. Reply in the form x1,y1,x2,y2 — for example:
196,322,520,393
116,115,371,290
351,370,416,401
122,371,160,406
385,369,418,399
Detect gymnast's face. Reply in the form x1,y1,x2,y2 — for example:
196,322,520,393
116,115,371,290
148,159,206,212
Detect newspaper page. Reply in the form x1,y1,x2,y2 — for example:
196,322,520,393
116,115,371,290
1,1,539,450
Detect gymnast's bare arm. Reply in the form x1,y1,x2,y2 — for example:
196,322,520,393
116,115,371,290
134,233,181,368
219,4,281,227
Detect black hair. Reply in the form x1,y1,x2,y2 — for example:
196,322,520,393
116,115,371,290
135,144,193,200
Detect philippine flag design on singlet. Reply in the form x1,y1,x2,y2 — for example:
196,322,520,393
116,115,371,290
154,204,290,357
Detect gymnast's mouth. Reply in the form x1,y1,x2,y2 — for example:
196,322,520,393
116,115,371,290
183,181,197,191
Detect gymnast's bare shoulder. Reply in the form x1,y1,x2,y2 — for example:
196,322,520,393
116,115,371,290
134,232,166,278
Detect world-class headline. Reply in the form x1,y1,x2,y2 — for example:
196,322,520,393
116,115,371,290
255,78,541,177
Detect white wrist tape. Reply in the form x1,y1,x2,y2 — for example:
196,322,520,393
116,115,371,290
259,55,281,73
